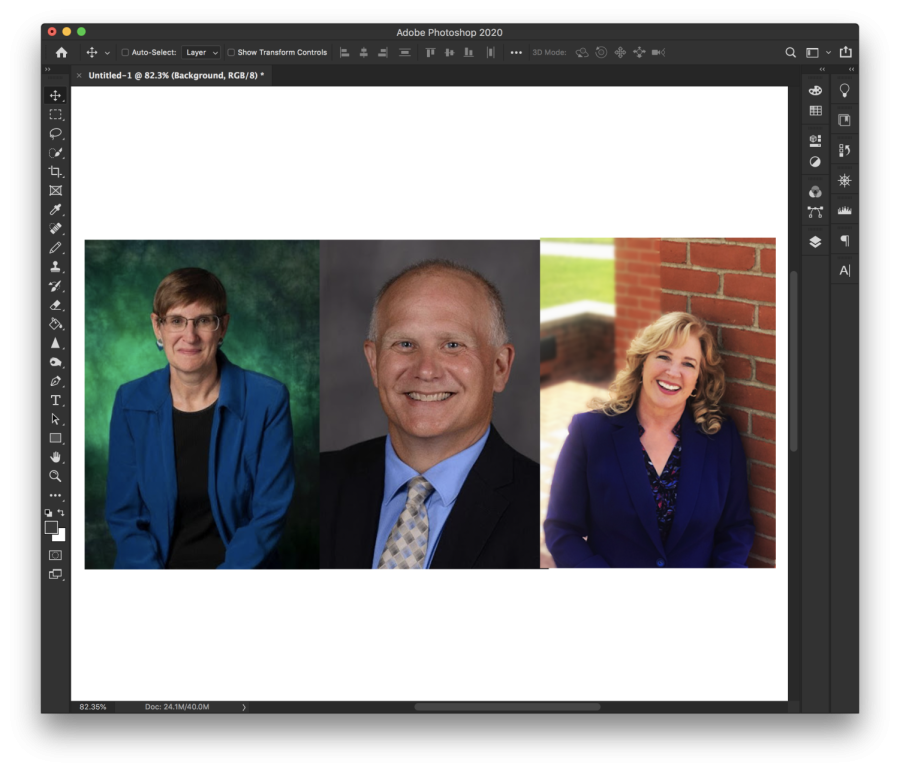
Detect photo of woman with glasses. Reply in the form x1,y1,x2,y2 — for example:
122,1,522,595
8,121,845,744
105,267,294,569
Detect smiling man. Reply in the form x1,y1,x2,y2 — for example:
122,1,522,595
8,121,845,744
319,260,539,569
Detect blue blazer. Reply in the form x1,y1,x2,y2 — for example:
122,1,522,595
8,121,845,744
544,405,754,568
105,353,295,569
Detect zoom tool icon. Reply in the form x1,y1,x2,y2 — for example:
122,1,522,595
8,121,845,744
595,46,607,58
809,185,823,198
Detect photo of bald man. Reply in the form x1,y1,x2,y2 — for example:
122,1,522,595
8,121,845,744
319,241,540,570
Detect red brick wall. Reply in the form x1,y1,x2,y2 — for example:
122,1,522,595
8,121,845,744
614,238,663,370
614,237,777,568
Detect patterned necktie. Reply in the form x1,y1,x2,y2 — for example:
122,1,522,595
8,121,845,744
377,476,434,569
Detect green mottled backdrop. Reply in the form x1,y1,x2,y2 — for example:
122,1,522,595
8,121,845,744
84,241,319,569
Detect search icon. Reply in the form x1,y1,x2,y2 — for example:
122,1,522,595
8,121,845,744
785,47,797,58
49,470,61,482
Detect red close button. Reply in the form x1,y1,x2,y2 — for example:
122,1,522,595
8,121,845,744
48,27,57,36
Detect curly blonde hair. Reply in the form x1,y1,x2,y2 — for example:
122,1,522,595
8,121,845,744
590,312,727,434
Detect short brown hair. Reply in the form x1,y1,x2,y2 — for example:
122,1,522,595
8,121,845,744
153,268,228,317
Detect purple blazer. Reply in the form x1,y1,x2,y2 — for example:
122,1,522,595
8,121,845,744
544,404,755,568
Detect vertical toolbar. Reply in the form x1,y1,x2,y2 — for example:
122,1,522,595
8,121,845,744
39,74,72,580
798,63,860,713
830,71,857,283
801,67,858,281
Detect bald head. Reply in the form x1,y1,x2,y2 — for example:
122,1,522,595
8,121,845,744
366,260,509,348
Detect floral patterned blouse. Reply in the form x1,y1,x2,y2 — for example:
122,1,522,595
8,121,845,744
637,420,682,544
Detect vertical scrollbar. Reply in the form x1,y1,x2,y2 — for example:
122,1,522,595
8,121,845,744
789,272,798,451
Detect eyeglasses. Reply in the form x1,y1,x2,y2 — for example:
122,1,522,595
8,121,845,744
158,315,221,332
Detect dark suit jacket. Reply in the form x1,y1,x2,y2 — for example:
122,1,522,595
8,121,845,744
320,426,539,568
544,405,755,568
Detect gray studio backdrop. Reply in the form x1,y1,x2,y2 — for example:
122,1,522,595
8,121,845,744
319,241,539,462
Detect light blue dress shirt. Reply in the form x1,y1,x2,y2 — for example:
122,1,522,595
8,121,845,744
371,427,491,569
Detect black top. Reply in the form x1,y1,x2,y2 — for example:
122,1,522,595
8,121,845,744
637,420,683,544
166,401,226,569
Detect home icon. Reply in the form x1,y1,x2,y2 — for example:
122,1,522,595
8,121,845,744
56,47,68,58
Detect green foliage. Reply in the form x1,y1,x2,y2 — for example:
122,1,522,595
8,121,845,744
84,241,319,569
540,255,615,309
540,238,614,244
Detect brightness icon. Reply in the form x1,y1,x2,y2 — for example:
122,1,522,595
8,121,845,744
838,173,852,188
